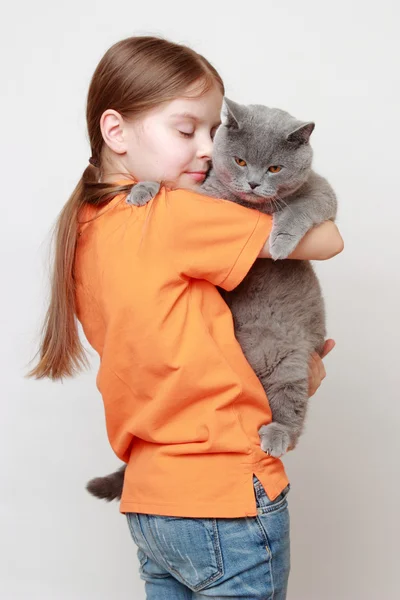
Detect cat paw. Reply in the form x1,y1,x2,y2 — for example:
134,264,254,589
126,182,160,206
258,423,291,457
269,231,298,260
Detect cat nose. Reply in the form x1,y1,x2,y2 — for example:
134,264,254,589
248,181,260,190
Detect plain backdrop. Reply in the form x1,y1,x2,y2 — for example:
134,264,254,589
1,1,399,598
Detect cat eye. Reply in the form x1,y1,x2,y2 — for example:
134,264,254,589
235,157,247,167
268,166,282,173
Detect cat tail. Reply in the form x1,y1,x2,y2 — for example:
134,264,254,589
86,465,126,501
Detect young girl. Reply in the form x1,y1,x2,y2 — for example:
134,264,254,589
29,36,342,599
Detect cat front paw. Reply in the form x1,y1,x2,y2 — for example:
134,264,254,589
259,423,291,457
269,231,299,260
126,182,160,206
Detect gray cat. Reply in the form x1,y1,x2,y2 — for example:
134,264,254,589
86,98,337,502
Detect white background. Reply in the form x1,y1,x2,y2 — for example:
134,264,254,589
1,1,399,598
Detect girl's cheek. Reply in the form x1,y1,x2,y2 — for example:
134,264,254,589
168,143,193,166
166,137,187,154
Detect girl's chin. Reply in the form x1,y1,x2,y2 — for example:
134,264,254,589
163,172,207,190
171,176,203,190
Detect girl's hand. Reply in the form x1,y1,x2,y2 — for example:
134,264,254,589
308,339,336,397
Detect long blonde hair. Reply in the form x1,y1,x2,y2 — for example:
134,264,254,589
27,36,224,381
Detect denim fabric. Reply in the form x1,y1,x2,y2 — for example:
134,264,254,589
126,475,291,599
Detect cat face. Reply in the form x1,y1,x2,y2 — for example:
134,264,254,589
211,99,315,206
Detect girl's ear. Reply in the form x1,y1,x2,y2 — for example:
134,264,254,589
100,109,126,154
221,97,245,129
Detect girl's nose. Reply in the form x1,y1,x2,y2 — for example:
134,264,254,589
197,134,213,159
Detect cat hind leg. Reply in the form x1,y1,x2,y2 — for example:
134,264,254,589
259,422,291,457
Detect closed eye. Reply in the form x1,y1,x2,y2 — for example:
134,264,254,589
179,131,195,138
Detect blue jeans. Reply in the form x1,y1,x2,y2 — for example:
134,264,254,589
126,475,291,599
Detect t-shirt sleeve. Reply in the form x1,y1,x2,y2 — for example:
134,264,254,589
159,188,273,291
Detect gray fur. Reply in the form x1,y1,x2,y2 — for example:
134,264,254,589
207,99,337,455
87,98,337,501
126,181,161,206
86,466,125,501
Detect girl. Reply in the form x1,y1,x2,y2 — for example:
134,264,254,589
29,36,342,599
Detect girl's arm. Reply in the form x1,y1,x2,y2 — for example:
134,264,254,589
258,221,344,261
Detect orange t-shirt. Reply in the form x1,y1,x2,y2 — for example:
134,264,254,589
75,183,289,518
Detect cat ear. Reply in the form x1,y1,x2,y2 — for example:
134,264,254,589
287,122,315,145
221,98,245,129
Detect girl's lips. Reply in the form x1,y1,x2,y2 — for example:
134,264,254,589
186,172,207,182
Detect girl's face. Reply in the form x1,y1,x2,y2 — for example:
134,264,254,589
103,83,223,189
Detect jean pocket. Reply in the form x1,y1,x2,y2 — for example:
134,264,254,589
144,515,224,592
254,478,291,514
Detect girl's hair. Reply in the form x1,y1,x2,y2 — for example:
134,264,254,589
27,36,224,381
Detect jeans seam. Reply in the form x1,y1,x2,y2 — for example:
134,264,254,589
255,516,275,600
136,548,148,569
212,518,224,574
126,513,140,545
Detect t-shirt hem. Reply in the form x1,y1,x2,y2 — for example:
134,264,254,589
119,474,289,518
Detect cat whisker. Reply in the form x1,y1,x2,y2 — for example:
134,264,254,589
270,197,286,213
273,198,285,212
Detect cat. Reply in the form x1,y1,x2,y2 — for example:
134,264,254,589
86,98,337,502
